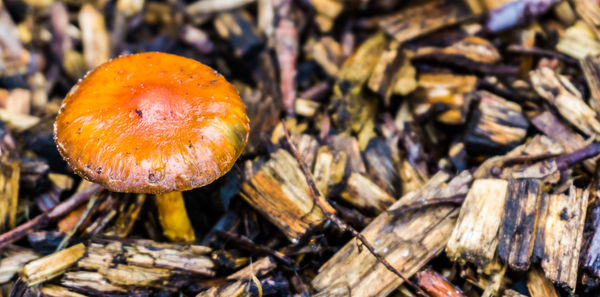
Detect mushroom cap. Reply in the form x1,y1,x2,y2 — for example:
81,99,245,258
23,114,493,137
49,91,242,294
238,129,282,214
54,52,249,194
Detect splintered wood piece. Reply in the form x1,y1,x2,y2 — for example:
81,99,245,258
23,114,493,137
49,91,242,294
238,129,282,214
20,243,86,286
327,135,366,175
290,134,319,169
312,171,472,297
186,0,254,16
337,32,387,84
241,149,333,242
313,146,334,196
78,239,214,276
363,138,402,197
329,35,382,133
414,73,477,125
530,67,600,137
61,271,128,293
379,0,482,43
581,55,600,114
538,186,588,292
465,91,528,153
308,37,343,76
446,179,509,268
0,246,38,284
583,204,600,278
79,4,110,70
527,267,559,297
497,179,542,271
105,194,145,237
197,257,277,297
530,110,596,172
340,173,395,214
41,284,86,297
392,58,417,96
0,158,19,232
503,289,527,297
367,41,405,104
556,21,600,59
414,268,466,297
410,36,501,64
294,98,320,117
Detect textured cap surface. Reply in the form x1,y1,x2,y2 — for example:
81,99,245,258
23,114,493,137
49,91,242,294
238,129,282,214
54,52,249,194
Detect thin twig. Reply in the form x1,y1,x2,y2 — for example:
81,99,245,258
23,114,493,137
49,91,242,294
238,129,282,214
555,142,600,171
280,120,430,297
506,44,579,66
56,194,100,251
0,183,104,249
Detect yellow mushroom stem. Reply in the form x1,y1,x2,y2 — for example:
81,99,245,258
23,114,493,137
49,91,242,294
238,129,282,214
154,191,196,243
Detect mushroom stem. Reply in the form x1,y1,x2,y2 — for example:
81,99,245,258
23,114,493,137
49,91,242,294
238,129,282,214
155,191,196,243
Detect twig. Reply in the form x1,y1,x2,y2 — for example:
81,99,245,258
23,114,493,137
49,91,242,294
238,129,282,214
556,142,600,171
280,120,430,297
0,183,104,249
506,44,579,66
56,194,100,251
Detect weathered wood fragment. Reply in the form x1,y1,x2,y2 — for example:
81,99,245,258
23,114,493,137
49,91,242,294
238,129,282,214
414,73,477,125
0,158,19,232
410,36,501,64
20,243,85,286
313,146,334,196
79,239,214,275
240,149,333,242
497,178,541,271
41,284,86,297
310,0,343,32
530,67,600,137
79,4,110,70
465,91,528,154
104,194,145,237
340,173,395,214
312,171,472,297
583,203,600,279
527,267,559,297
0,246,38,284
363,138,402,197
55,239,214,293
581,55,600,114
537,186,588,292
530,110,596,171
379,0,483,43
557,21,600,59
503,289,527,297
329,32,382,133
327,135,365,175
290,134,319,168
367,41,404,104
307,37,343,77
446,179,509,268
186,0,254,16
197,257,277,297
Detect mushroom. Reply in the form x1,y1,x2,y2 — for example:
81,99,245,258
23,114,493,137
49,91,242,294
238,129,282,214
54,52,250,242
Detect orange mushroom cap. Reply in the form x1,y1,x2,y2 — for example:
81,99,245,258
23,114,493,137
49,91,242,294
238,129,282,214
54,52,250,194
